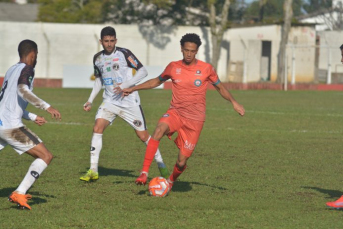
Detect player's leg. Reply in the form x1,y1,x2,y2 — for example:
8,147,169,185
4,127,49,210
135,130,169,178
135,122,170,185
80,118,110,181
167,153,189,188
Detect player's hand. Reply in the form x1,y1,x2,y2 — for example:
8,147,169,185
122,88,133,97
83,102,92,111
34,116,47,126
233,102,245,116
113,83,122,95
46,106,61,120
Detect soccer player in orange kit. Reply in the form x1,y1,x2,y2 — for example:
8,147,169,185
120,33,245,189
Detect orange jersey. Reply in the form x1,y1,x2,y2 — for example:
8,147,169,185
159,60,220,121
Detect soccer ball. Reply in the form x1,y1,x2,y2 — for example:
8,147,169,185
148,177,170,197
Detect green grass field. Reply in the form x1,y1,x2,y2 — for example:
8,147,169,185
1,88,343,228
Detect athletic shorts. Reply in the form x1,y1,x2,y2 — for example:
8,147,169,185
0,126,42,155
95,101,147,131
159,108,204,157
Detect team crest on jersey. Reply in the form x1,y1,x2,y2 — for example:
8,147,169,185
133,120,142,127
113,63,119,70
194,79,202,87
128,55,138,68
176,68,181,74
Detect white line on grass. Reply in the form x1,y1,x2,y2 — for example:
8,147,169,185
208,127,343,134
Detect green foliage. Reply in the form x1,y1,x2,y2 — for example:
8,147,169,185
37,0,104,23
303,0,332,14
244,0,304,23
1,88,343,228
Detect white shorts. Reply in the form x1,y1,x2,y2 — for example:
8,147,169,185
0,126,42,155
95,102,147,131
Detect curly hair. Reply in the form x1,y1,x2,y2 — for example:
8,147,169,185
180,33,202,48
18,40,37,58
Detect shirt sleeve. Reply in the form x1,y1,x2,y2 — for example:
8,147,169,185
123,49,143,70
209,65,221,85
158,63,173,82
17,65,34,88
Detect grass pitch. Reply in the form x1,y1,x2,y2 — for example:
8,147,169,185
1,88,343,228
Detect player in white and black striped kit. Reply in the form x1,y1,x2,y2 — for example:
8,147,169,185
80,26,169,182
0,40,61,210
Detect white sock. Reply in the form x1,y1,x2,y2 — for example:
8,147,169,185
16,158,48,194
90,133,102,173
145,136,165,168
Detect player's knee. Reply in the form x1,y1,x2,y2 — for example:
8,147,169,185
42,151,53,164
93,126,104,133
152,126,166,140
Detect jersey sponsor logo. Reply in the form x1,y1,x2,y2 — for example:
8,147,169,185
194,79,202,87
195,70,202,75
173,79,181,83
133,120,142,127
103,78,113,85
128,55,138,68
31,171,40,179
162,113,169,117
114,77,123,84
113,63,119,70
176,68,181,74
113,58,119,61
28,76,33,84
184,140,196,151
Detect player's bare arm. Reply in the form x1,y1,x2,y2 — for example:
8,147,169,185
213,82,245,116
122,77,163,96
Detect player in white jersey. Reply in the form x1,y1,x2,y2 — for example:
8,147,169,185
80,26,169,182
0,40,61,210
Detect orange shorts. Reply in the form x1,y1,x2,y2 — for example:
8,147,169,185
158,108,204,157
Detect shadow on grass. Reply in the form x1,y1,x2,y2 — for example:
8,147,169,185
302,186,343,199
134,180,227,195
80,166,137,178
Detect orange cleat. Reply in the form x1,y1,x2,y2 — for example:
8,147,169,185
135,172,148,185
326,195,343,209
8,192,32,210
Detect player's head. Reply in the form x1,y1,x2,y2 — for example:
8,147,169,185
18,39,38,67
100,26,117,55
180,33,201,65
340,44,343,64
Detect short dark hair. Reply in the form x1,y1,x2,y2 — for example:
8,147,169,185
180,33,202,48
101,26,116,39
340,44,343,50
18,39,37,58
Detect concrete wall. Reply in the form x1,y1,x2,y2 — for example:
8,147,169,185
0,21,317,86
226,25,316,83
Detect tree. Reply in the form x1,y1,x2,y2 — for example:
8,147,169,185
277,0,293,83
208,0,231,70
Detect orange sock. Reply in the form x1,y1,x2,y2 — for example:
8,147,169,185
142,138,160,173
169,164,187,182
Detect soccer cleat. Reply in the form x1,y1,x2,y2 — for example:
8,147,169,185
80,169,99,182
326,195,343,209
135,172,148,185
8,192,32,210
158,166,170,179
167,178,174,190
